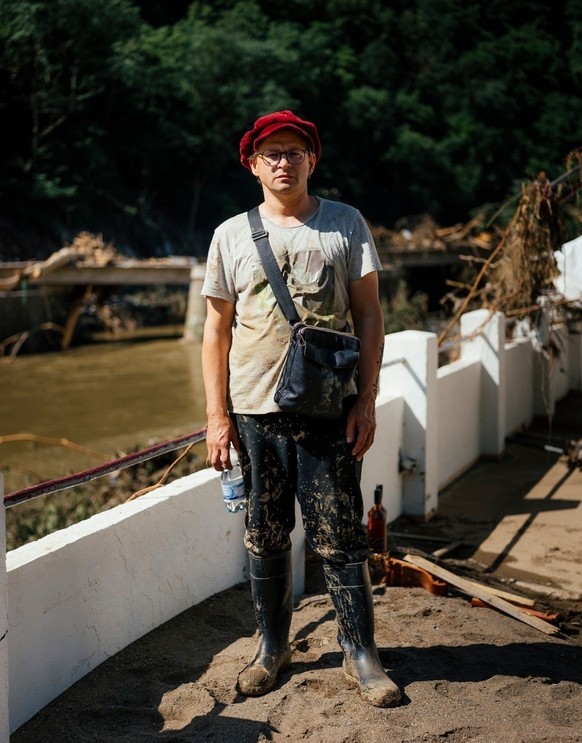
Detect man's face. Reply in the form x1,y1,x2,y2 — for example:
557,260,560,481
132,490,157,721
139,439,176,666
249,130,316,196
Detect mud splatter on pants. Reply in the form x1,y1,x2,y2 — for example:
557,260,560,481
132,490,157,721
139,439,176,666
234,407,368,566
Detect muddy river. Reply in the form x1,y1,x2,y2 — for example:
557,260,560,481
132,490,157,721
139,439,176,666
0,338,208,496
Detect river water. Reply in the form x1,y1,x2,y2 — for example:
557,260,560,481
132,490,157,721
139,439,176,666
0,337,208,496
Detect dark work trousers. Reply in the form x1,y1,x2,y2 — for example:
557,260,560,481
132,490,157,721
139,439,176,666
234,407,368,567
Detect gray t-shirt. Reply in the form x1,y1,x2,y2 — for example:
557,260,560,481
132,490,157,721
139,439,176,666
202,197,382,414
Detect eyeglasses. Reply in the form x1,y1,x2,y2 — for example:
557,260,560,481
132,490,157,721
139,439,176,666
253,148,310,166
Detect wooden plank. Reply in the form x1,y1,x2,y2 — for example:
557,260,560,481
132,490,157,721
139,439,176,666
403,554,559,636
395,539,536,606
431,541,464,559
471,582,536,608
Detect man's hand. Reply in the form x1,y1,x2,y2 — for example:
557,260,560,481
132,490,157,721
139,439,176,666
345,392,377,461
205,413,240,471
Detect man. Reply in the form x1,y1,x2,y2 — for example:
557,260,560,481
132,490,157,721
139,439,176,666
201,110,401,708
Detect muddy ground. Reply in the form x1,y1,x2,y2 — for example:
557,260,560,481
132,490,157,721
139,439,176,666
11,545,582,743
10,395,582,743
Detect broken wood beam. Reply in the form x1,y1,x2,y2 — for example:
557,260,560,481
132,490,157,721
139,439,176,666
403,553,559,636
470,598,560,624
431,541,464,559
468,581,536,607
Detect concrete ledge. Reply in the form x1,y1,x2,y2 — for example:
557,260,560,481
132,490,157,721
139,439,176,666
1,475,9,743
7,468,248,732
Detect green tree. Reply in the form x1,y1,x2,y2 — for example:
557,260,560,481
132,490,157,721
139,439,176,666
0,0,579,258
0,0,142,240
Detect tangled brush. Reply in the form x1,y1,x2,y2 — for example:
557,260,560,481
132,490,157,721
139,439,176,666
489,172,565,316
439,148,581,344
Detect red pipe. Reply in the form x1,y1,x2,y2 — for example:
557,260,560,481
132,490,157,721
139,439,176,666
3,428,207,508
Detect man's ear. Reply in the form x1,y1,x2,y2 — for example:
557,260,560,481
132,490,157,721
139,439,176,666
308,152,317,175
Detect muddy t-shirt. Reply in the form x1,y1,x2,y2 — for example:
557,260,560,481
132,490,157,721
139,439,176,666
201,198,382,414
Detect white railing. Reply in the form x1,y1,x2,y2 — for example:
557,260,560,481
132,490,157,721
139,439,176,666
1,308,581,739
1,477,7,743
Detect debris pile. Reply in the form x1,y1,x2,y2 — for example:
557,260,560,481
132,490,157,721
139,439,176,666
0,232,120,291
438,148,582,348
368,548,566,637
369,213,492,263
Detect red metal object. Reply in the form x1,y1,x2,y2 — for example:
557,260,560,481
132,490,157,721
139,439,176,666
382,556,448,595
3,427,207,508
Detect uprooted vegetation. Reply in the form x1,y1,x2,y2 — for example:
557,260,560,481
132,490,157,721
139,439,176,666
438,148,582,347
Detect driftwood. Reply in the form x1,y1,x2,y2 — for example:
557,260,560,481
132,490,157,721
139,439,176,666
0,433,109,461
0,270,23,290
24,247,77,279
403,554,559,636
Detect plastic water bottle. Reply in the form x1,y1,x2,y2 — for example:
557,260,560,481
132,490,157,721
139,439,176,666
221,447,246,513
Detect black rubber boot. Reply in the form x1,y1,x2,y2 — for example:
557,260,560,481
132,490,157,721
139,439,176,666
237,551,293,696
324,560,402,707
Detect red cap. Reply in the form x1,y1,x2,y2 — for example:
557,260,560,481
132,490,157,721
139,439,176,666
239,110,321,170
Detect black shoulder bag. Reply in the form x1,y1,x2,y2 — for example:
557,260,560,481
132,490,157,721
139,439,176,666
248,207,360,420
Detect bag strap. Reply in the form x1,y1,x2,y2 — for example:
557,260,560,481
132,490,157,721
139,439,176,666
248,207,301,325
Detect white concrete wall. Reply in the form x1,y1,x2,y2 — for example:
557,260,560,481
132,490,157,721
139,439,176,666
460,310,506,456
1,475,9,743
554,324,573,401
7,469,251,732
533,323,572,417
505,338,535,435
381,330,439,519
436,359,481,489
361,394,405,524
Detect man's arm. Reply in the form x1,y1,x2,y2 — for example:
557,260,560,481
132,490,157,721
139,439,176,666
346,271,385,461
201,296,239,471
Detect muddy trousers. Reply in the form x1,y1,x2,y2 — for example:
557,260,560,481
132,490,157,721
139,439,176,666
234,412,400,704
234,411,368,564
324,560,401,707
236,551,293,696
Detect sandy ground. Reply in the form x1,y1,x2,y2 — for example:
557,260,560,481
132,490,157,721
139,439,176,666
11,550,582,743
11,393,582,743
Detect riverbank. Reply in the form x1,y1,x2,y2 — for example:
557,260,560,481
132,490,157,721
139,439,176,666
0,282,189,356
1,336,208,549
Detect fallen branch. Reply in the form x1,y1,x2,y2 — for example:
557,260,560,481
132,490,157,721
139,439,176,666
0,433,109,461
125,442,195,501
0,322,66,362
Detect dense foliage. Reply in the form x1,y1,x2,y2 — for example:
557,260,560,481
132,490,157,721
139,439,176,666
0,0,580,258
